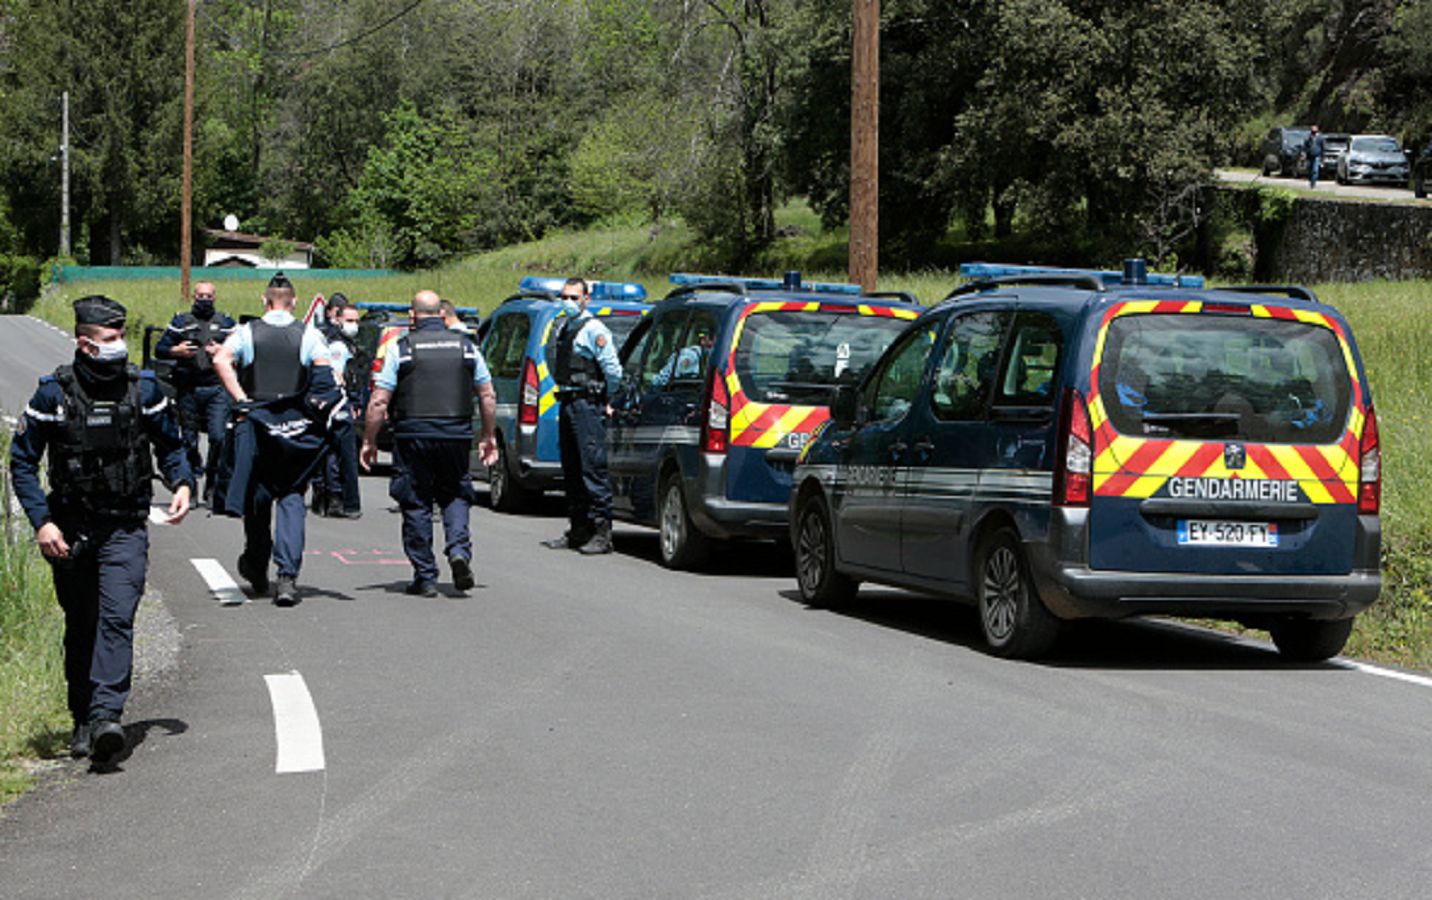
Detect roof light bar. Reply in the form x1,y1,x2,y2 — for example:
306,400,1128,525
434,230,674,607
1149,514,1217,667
517,276,648,301
958,262,1205,289
669,272,863,296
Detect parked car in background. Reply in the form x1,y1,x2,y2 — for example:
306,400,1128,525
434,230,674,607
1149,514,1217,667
1336,135,1409,186
1261,126,1309,177
1412,141,1431,199
791,260,1381,661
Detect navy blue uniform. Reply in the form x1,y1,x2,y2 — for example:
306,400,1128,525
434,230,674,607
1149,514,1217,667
10,365,192,729
155,309,236,497
553,310,622,545
319,327,367,514
375,317,492,588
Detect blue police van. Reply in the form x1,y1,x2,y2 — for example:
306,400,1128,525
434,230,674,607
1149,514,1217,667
609,273,923,569
474,276,649,511
791,261,1381,661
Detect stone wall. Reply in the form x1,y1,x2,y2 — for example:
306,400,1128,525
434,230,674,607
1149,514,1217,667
1260,196,1432,283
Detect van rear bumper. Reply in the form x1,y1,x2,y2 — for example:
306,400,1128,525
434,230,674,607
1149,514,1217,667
690,453,789,540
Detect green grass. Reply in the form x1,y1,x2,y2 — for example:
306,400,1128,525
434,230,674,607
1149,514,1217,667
0,433,69,805
24,223,1432,670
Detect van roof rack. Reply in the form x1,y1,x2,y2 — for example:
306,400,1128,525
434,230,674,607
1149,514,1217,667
958,262,1205,290
1213,284,1319,303
668,272,864,296
944,273,1106,301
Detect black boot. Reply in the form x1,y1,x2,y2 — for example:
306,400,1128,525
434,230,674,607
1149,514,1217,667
543,527,592,550
577,522,613,555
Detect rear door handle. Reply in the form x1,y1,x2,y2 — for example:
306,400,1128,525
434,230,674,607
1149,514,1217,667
889,441,907,462
913,437,935,460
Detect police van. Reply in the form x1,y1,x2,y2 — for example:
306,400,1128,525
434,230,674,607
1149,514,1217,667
474,277,649,511
791,261,1380,661
609,273,922,569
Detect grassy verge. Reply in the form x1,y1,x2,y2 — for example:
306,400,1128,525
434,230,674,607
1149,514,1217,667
24,224,1432,671
0,431,68,806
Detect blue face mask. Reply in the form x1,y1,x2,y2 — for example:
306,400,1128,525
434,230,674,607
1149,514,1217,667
560,299,581,317
193,300,215,317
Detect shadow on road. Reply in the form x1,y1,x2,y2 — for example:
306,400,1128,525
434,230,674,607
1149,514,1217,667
780,587,1342,672
615,529,796,578
91,718,189,775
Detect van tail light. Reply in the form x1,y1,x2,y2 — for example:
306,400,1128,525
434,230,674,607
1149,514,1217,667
1358,405,1380,514
518,358,540,425
702,368,729,454
1055,388,1092,507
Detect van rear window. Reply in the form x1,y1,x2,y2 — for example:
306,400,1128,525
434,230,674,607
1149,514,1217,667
735,311,908,403
1098,314,1351,444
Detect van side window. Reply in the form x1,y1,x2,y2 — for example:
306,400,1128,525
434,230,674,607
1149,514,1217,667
862,321,939,424
931,310,1008,421
637,312,692,393
484,313,530,380
995,313,1062,407
651,309,719,389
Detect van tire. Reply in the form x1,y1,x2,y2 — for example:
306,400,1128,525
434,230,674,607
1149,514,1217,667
976,528,1062,659
489,442,536,513
795,495,858,608
659,473,711,570
1269,617,1354,662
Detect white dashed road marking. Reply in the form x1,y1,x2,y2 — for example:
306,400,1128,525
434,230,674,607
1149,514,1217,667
264,671,326,774
190,557,247,606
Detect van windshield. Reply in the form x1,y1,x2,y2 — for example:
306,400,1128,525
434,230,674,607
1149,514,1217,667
1098,314,1351,444
734,310,909,403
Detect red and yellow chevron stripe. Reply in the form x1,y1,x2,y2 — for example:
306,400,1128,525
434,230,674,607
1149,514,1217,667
1088,300,1365,505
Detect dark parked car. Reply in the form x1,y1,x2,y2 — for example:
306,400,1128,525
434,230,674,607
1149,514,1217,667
1337,135,1411,186
1261,126,1309,177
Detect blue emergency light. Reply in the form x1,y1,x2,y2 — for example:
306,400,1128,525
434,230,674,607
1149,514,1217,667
958,261,1205,289
517,276,648,301
668,272,863,296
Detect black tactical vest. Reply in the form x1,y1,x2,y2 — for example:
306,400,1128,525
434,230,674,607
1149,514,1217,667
48,365,154,519
554,316,604,395
240,319,307,401
176,312,222,373
391,327,474,420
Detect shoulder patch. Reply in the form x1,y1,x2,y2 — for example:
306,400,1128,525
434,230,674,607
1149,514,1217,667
596,334,608,349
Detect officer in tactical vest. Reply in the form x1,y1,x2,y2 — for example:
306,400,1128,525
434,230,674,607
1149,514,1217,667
9,296,194,767
212,272,333,606
154,280,236,506
314,294,365,518
542,277,623,555
361,290,498,596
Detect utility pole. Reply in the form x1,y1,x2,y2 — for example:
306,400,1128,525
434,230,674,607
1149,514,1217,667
849,0,879,292
59,91,70,258
180,0,196,303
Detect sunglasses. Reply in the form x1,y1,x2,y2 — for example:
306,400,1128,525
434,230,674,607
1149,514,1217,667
558,294,584,301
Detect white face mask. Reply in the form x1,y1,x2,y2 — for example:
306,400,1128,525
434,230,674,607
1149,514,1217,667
341,322,359,338
87,337,128,363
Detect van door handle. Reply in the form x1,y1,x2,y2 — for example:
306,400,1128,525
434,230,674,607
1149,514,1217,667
913,437,936,459
889,440,907,462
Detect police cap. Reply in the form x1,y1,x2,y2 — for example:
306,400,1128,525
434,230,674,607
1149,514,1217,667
73,294,127,327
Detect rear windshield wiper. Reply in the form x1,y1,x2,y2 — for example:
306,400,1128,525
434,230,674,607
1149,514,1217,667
1138,411,1242,437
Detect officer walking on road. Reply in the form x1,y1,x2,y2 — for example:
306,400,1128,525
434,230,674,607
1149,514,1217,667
543,277,622,555
1305,124,1325,188
154,280,235,506
9,296,194,767
212,273,333,606
361,290,498,596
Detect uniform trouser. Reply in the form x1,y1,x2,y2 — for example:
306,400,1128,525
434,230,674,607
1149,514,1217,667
558,398,612,534
321,412,362,511
391,437,473,583
244,483,307,579
47,520,149,725
178,383,231,491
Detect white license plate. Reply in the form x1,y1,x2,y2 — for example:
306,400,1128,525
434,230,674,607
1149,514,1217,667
1177,520,1279,547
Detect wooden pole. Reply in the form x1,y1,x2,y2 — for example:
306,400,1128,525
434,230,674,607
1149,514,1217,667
181,0,196,303
849,0,879,292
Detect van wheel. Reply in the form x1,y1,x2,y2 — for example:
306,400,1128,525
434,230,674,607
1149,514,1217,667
1269,618,1354,662
659,473,711,569
489,443,535,513
976,528,1062,659
795,495,858,608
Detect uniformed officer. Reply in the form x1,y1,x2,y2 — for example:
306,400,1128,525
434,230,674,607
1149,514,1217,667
154,280,236,505
9,296,194,767
316,295,365,518
542,277,622,555
361,290,498,596
212,273,333,606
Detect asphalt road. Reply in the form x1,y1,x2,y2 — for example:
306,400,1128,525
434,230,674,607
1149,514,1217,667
1216,167,1427,203
3,314,1432,899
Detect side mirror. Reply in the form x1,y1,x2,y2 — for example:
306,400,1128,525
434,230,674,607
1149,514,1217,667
830,385,859,429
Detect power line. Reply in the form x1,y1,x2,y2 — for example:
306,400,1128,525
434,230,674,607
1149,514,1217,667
198,0,428,59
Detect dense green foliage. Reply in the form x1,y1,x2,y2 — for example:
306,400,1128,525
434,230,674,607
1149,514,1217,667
1,0,1431,272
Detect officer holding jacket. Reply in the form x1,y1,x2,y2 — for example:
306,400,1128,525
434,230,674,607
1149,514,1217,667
543,277,622,555
361,290,498,596
154,280,235,505
9,296,193,767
